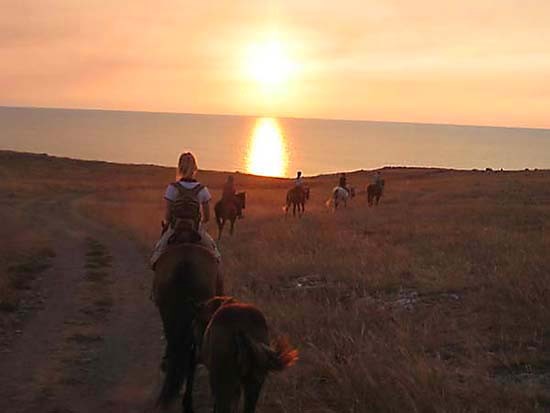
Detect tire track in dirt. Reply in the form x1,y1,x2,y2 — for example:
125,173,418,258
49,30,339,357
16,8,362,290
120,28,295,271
0,195,214,413
0,195,195,413
0,222,91,412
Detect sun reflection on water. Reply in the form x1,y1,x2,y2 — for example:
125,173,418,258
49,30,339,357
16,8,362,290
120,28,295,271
246,118,288,177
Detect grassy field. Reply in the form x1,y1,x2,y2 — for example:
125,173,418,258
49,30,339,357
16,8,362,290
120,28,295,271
2,150,550,411
0,155,55,316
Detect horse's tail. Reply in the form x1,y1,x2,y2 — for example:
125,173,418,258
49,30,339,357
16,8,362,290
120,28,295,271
284,193,291,213
236,333,298,376
266,336,299,371
326,189,337,208
156,261,198,408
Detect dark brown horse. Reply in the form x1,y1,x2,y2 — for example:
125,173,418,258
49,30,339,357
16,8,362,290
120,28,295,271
153,244,223,412
367,180,385,207
194,296,298,413
285,186,309,217
215,192,246,240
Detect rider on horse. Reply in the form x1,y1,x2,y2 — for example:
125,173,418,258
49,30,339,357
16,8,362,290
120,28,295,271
150,152,220,269
295,171,304,191
150,152,221,372
339,172,350,195
222,175,243,219
373,171,383,188
295,171,303,186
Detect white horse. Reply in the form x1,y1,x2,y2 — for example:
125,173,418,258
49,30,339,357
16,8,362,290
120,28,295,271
326,186,350,210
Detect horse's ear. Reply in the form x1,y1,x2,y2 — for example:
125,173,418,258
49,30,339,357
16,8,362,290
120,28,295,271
215,295,237,307
200,296,235,320
224,296,238,306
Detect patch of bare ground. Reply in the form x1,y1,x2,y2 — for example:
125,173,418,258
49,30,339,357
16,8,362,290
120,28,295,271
0,191,162,413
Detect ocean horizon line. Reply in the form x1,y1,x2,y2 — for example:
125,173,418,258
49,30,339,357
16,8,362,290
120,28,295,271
1,150,545,179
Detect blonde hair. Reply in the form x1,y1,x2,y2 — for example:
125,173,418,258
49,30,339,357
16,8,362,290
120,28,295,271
176,152,198,180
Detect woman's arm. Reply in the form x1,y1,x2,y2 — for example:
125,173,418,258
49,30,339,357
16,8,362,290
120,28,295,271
202,201,210,224
164,199,171,223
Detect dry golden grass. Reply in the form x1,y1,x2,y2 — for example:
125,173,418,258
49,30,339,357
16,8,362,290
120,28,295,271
2,151,550,411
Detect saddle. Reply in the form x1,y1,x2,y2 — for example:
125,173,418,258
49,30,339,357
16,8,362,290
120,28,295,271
220,193,245,214
168,218,202,245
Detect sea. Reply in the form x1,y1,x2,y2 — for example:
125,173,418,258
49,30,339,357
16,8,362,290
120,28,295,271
1,106,550,177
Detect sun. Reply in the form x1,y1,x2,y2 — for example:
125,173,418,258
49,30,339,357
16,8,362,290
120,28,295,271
245,38,295,88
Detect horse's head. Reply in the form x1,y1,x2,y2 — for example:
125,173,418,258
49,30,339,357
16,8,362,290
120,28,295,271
197,296,237,326
193,296,237,345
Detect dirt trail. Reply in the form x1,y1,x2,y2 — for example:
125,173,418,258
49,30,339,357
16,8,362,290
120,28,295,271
0,195,211,413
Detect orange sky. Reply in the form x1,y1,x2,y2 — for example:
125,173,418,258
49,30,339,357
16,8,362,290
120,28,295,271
1,1,550,128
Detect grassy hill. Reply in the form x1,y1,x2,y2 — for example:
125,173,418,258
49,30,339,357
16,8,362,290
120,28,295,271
1,150,549,411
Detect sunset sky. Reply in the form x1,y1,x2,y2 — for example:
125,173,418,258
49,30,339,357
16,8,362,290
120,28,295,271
2,1,550,128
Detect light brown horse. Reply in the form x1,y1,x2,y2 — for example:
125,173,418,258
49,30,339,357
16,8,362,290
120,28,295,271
215,192,246,240
194,296,298,413
153,244,223,412
285,186,309,217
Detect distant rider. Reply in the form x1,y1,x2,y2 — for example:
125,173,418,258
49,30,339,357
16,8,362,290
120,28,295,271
222,175,243,219
339,172,350,195
373,171,383,187
295,171,304,188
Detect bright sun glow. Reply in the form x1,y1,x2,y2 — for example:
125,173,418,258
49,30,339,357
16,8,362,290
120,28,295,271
246,118,288,177
246,38,295,88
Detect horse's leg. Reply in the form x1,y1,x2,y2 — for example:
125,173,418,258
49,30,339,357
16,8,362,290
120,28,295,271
230,218,235,235
243,375,265,413
157,303,195,409
215,206,223,239
182,346,196,413
211,372,240,413
287,200,292,216
218,219,226,241
293,202,297,217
